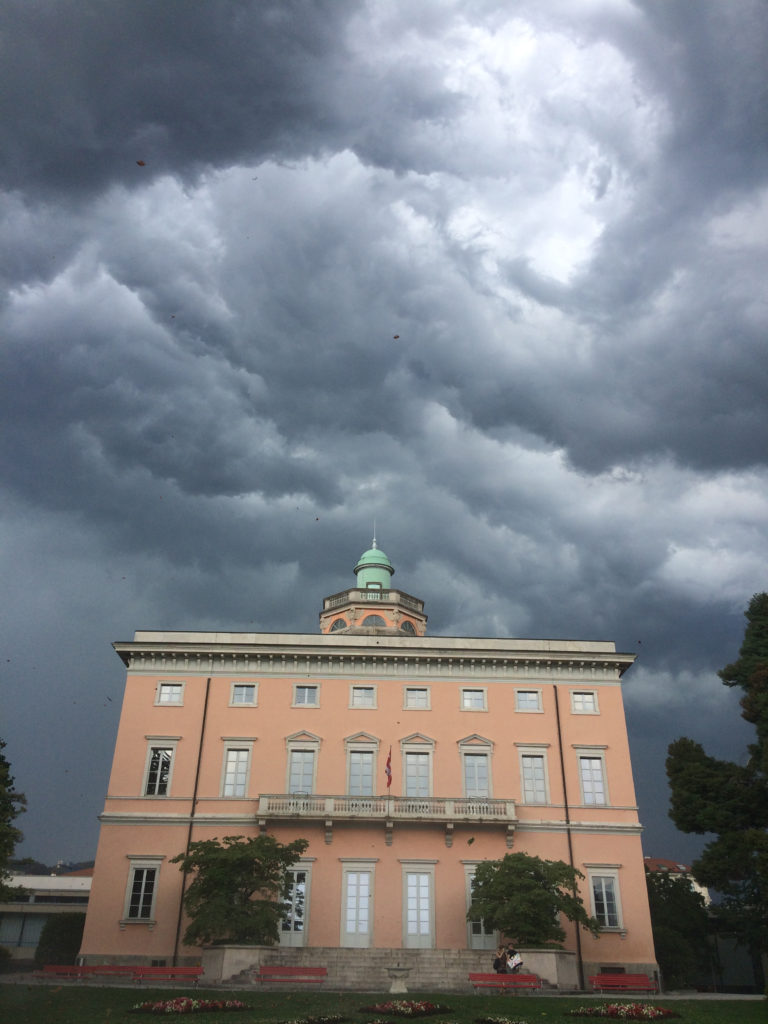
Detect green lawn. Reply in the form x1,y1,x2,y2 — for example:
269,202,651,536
0,986,764,1024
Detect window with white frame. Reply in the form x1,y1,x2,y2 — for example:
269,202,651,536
340,860,376,947
571,690,599,714
461,688,486,711
578,751,608,805
515,689,542,712
230,683,257,706
348,750,375,796
458,735,493,799
405,752,430,796
123,858,163,922
463,752,490,798
293,684,319,707
143,743,176,796
288,750,316,794
155,682,184,705
588,869,622,929
401,736,435,798
350,685,376,709
518,747,549,804
404,687,430,710
221,743,253,797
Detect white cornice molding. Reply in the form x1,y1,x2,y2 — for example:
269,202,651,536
114,634,634,682
98,810,644,838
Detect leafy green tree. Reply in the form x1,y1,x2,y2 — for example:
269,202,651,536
34,912,86,966
645,869,710,989
468,852,600,946
0,739,26,901
667,593,768,959
171,834,308,946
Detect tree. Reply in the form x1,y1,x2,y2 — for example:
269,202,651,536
645,869,710,989
34,912,86,966
666,593,768,959
0,738,26,901
171,834,308,946
468,852,600,947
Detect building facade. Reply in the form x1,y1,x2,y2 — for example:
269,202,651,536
1,871,91,962
80,544,657,987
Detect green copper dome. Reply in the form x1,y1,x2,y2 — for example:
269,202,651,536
354,540,394,589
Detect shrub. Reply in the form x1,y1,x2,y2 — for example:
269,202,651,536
34,912,86,965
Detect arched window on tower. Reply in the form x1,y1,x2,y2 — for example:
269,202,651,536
361,614,386,628
400,620,416,634
330,618,348,632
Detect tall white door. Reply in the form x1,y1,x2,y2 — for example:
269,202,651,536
342,870,372,947
404,871,433,948
280,869,308,946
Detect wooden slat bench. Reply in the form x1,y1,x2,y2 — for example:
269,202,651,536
36,963,203,984
256,965,327,985
469,972,542,993
589,973,658,994
131,965,203,984
36,964,134,981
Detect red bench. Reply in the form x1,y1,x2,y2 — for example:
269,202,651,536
257,965,327,985
36,963,203,984
469,972,542,993
589,973,658,994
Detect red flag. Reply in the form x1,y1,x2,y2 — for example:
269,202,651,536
385,746,392,788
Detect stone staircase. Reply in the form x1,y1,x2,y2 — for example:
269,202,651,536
227,946,543,992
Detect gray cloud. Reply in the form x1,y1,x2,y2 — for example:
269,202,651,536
1,0,766,865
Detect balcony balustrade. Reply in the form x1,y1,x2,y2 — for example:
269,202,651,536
257,793,515,822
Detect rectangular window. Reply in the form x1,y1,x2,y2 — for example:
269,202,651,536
463,753,489,798
405,752,430,797
348,751,375,796
350,685,376,708
580,755,607,805
294,685,318,707
144,747,173,796
591,874,621,928
222,748,250,797
404,687,429,709
516,690,542,711
126,867,157,920
461,688,486,711
231,684,257,706
289,750,315,794
572,690,598,713
156,683,183,705
521,754,547,803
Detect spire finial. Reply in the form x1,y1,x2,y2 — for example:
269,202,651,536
372,520,377,549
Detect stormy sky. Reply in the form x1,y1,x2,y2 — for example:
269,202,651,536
1,0,766,869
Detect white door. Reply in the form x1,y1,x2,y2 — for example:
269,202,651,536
342,870,372,947
280,869,308,946
404,871,433,948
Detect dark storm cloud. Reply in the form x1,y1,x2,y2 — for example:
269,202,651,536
0,0,462,201
1,0,767,866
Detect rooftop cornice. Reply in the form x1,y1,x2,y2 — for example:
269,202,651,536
113,631,635,679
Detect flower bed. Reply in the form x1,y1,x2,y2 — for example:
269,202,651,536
476,1017,530,1024
566,1005,679,1020
130,997,250,1015
359,1001,452,1018
279,1017,349,1024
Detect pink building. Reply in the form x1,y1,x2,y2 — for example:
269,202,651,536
80,543,657,989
